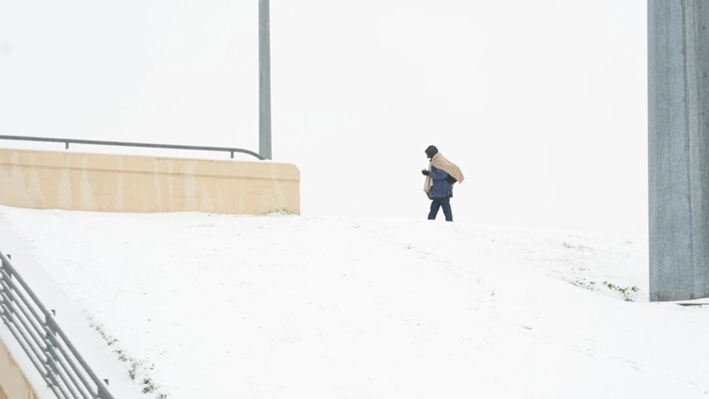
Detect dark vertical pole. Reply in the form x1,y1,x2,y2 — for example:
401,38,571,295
259,0,272,160
648,0,709,301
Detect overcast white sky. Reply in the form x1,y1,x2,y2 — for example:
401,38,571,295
0,1,647,233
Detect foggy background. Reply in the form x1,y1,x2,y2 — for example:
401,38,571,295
0,1,647,233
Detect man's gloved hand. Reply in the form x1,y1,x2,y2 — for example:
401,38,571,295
421,169,430,176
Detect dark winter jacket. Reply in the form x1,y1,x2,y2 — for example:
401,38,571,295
427,166,453,199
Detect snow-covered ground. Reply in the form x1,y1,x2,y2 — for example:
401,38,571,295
1,204,708,399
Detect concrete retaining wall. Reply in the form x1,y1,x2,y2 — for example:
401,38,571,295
0,336,39,399
0,149,300,215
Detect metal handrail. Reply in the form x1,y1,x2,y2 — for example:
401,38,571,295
0,251,114,399
0,134,265,160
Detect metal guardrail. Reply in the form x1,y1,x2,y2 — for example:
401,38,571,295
0,251,115,399
0,134,265,160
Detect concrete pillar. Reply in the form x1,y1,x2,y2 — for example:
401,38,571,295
648,0,709,301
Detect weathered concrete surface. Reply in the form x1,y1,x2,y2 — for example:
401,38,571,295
0,337,39,399
648,0,709,301
0,149,300,216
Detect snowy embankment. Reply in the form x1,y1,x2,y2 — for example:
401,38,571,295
0,205,707,399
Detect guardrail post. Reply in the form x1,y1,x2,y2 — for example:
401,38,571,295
43,312,59,390
0,255,14,322
99,380,111,399
3,255,11,292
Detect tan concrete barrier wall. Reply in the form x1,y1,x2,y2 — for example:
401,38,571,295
0,336,39,399
0,149,300,215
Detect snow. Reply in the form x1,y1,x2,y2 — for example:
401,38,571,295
1,205,708,399
0,3,698,396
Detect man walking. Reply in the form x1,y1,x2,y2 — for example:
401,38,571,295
422,145,465,221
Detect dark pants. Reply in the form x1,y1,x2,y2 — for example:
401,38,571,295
428,197,453,222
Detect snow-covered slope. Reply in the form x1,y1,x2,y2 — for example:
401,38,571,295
1,205,707,399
